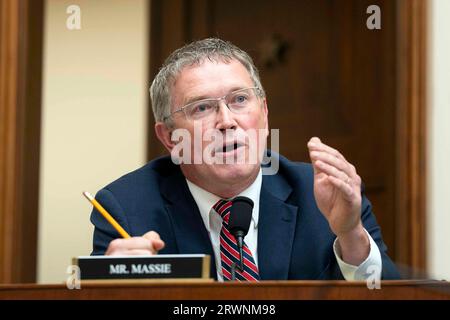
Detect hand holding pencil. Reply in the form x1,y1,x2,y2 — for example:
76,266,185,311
83,191,165,256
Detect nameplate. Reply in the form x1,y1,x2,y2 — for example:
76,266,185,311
74,254,210,280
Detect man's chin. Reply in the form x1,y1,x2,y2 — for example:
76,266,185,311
212,162,259,182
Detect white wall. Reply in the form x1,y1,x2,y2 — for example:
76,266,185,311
38,0,149,283
427,0,450,280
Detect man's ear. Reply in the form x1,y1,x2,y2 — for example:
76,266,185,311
155,122,175,153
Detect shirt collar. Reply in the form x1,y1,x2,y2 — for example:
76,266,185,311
186,169,262,232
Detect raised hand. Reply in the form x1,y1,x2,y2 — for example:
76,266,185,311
307,137,369,265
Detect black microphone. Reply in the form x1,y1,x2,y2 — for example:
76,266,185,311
228,196,254,273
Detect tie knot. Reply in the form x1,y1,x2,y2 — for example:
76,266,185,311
213,199,232,220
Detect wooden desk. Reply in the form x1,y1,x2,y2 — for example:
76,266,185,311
0,280,449,300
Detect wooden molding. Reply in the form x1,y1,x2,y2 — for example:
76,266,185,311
0,0,20,284
1,281,450,300
0,0,43,283
395,0,428,276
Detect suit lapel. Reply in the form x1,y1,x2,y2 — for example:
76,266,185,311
159,161,299,280
160,167,217,279
258,174,298,280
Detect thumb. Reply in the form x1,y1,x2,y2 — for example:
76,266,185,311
143,231,165,252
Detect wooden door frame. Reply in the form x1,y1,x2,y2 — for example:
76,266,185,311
395,0,427,276
148,0,428,275
0,0,44,283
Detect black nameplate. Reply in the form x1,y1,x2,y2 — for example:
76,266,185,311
74,254,210,280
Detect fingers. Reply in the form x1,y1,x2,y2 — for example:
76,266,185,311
308,137,346,161
314,158,350,183
310,151,349,175
127,249,157,255
327,175,354,201
308,137,359,181
106,231,165,256
308,137,363,198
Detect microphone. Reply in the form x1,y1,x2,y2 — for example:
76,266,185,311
228,196,254,273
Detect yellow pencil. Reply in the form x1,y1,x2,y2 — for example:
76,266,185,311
83,191,130,238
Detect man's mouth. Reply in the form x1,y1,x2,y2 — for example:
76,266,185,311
215,142,245,154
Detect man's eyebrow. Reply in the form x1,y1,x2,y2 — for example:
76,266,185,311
183,86,246,106
183,94,212,106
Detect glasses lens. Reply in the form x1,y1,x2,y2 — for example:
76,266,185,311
227,88,257,113
182,87,260,120
185,100,217,120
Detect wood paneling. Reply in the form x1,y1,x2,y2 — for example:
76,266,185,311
147,0,191,159
1,281,449,300
0,0,20,284
148,0,428,276
395,0,428,276
0,0,44,283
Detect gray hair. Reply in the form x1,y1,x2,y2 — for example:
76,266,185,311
150,38,266,125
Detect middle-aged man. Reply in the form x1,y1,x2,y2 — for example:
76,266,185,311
91,38,400,281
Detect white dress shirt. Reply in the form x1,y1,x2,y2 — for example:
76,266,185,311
186,169,382,281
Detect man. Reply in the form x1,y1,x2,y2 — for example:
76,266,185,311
91,38,400,281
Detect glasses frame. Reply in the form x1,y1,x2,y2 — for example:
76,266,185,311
163,86,262,122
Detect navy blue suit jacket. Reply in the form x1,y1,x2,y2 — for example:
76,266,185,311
91,153,400,280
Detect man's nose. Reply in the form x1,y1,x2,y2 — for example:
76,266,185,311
215,100,237,130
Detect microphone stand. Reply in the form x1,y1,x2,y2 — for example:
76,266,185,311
230,232,245,281
236,233,245,271
230,262,237,281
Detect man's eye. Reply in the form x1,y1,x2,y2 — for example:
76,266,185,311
192,103,213,113
233,95,248,104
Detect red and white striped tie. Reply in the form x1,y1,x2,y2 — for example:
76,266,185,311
213,199,260,281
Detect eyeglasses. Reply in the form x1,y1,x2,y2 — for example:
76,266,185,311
164,87,262,122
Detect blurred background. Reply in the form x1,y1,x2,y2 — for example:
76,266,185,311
0,0,448,284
